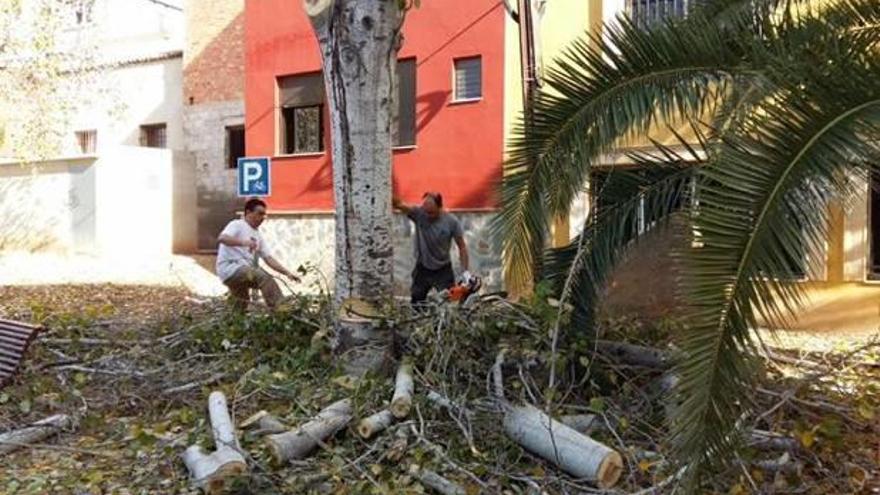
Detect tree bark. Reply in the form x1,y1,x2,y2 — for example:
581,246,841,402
304,0,403,372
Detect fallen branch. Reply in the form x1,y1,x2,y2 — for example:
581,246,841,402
357,410,395,439
241,410,287,435
596,340,670,369
749,430,799,452
0,414,73,456
426,390,473,419
491,349,506,400
267,399,352,462
418,469,466,495
182,391,248,494
391,361,414,418
164,373,228,395
751,452,802,475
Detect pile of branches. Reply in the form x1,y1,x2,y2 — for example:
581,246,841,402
1,286,877,494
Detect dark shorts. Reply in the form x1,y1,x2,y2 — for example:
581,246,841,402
411,263,455,304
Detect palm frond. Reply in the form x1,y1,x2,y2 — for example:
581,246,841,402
672,47,880,488
544,134,704,330
495,11,762,289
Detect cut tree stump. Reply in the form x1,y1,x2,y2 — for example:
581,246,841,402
267,399,352,463
0,414,72,455
390,361,414,418
503,404,623,488
182,391,247,494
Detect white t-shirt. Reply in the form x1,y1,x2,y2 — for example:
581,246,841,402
216,219,273,282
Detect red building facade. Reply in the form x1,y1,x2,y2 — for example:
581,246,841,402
244,0,507,212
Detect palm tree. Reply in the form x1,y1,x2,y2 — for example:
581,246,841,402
495,0,880,488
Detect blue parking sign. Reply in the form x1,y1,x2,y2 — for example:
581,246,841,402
237,157,271,197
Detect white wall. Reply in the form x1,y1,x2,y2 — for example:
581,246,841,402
69,56,185,153
0,158,96,253
95,146,173,256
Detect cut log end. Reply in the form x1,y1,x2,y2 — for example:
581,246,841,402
597,451,624,489
389,398,411,419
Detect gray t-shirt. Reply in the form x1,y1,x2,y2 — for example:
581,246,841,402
408,207,463,270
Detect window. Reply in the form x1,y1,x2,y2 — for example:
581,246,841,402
140,123,167,148
626,0,690,28
395,58,416,147
226,125,246,169
75,130,97,154
278,73,325,154
73,0,94,25
453,57,482,101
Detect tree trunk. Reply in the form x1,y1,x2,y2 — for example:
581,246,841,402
304,0,403,373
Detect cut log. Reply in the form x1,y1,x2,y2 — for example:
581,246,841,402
0,414,72,455
357,410,394,439
559,414,598,434
182,391,247,494
390,362,414,418
267,399,352,463
241,410,286,435
749,430,799,451
503,404,623,488
596,340,670,368
418,469,466,495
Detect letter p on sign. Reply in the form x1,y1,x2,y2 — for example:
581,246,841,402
237,157,271,197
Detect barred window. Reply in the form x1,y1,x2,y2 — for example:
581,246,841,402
75,129,97,154
140,123,167,149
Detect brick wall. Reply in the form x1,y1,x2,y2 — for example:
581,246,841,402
184,0,245,250
183,0,244,104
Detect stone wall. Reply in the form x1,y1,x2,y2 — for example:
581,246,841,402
258,212,502,296
183,100,245,250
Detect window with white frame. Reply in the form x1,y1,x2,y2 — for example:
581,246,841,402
278,73,324,154
453,57,482,102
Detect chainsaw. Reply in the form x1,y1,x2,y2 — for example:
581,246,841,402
444,271,482,305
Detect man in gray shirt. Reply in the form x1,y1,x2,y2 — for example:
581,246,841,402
393,192,470,304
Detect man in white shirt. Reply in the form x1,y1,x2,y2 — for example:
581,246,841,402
216,198,299,310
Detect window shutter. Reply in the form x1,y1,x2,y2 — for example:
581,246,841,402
454,57,482,101
278,73,324,107
396,59,416,146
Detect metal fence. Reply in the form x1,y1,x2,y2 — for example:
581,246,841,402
625,0,691,28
